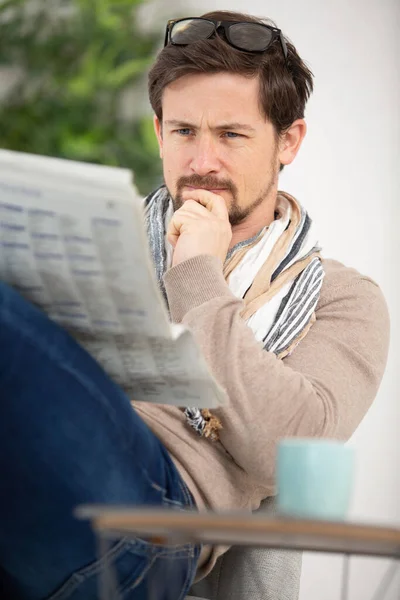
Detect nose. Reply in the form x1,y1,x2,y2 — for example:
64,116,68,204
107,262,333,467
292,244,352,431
189,135,221,177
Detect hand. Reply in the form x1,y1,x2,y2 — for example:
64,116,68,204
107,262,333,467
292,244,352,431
167,189,232,267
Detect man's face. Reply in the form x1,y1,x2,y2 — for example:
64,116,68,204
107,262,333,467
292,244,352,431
154,72,281,226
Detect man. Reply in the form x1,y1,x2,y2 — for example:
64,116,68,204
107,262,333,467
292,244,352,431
0,10,390,600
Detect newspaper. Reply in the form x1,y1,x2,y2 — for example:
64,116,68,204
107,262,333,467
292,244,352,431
0,149,227,408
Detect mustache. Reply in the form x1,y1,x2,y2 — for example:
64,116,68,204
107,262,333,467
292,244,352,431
176,175,237,196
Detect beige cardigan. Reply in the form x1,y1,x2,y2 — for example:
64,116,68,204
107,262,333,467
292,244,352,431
134,256,390,579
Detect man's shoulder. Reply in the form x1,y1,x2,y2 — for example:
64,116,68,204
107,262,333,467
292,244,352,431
319,257,387,312
321,257,378,288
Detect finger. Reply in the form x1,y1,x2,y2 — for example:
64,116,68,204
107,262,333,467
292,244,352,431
178,199,210,216
166,215,181,247
181,189,227,216
181,189,229,219
166,230,178,248
166,207,200,247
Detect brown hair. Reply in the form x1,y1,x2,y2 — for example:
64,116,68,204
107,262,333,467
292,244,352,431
148,10,314,138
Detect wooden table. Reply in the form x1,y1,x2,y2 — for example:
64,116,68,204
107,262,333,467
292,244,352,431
76,506,400,600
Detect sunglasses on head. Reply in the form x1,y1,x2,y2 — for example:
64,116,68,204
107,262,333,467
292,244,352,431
164,17,288,62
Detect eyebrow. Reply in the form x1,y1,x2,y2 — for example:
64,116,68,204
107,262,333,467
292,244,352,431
164,120,256,133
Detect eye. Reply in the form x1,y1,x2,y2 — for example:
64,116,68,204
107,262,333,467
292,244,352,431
175,128,193,136
222,131,243,139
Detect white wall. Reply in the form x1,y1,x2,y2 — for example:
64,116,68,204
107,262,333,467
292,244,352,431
181,0,400,597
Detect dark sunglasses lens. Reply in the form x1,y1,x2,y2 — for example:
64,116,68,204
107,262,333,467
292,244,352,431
229,23,273,51
171,19,215,44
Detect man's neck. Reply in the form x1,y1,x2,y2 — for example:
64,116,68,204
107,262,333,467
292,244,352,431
229,195,278,250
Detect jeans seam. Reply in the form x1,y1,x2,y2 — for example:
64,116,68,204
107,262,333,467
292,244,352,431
150,476,195,511
47,539,130,600
179,479,194,508
178,559,192,600
177,547,199,600
121,555,156,595
155,545,196,558
150,480,187,509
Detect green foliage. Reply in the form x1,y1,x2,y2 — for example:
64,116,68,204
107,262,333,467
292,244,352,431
0,0,163,194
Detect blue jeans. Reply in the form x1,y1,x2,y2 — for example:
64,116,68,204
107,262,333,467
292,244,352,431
0,281,200,600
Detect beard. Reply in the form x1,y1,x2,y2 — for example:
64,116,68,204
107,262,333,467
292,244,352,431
167,155,279,227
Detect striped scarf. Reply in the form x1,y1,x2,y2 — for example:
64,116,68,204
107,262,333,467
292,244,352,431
145,186,324,440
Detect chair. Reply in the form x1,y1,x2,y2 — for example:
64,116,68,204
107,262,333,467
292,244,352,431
187,497,302,600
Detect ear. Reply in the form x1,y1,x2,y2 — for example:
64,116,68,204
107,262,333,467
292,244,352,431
278,119,307,167
153,115,163,159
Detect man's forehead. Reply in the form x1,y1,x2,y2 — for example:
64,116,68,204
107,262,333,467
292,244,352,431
161,73,264,125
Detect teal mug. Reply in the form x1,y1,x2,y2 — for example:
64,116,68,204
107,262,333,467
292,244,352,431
276,438,355,520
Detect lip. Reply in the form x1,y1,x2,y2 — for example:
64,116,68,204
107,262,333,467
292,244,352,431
185,185,227,193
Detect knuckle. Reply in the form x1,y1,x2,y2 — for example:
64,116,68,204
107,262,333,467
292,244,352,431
186,199,198,208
